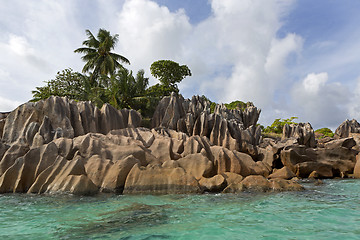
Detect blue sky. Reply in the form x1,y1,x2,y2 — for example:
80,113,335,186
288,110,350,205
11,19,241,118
0,0,360,130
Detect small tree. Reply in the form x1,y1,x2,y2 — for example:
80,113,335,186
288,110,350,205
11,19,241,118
31,68,86,102
150,60,191,95
315,128,334,138
225,100,254,111
263,117,298,134
74,29,130,78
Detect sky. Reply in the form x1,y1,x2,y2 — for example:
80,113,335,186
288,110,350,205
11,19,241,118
1,0,360,130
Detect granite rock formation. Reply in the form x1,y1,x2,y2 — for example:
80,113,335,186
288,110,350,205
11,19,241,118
152,93,262,157
1,95,360,196
282,122,316,148
335,119,360,139
1,96,141,147
0,125,299,195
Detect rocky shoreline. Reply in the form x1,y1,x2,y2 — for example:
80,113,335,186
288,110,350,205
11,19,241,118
0,95,359,195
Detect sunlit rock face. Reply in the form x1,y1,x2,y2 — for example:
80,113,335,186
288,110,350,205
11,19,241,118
2,95,360,196
152,93,262,157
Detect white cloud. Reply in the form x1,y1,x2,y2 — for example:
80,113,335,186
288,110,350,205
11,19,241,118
265,33,303,82
0,0,85,111
348,76,360,121
291,72,350,129
0,0,359,130
8,35,34,56
113,0,302,106
116,0,192,84
302,72,328,94
178,0,302,107
0,96,21,112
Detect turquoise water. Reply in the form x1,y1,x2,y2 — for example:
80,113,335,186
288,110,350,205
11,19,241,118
1,180,360,239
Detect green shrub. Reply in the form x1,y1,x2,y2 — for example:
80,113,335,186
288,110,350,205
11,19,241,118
315,128,334,138
199,96,254,114
225,100,253,111
263,117,298,134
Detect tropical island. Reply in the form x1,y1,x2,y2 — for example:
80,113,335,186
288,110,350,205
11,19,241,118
1,29,360,195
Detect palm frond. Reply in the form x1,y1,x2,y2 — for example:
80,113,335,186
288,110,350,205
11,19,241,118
110,52,130,64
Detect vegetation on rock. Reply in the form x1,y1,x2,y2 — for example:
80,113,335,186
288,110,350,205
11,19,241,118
147,60,191,101
200,96,254,114
262,117,298,134
31,68,86,102
315,128,334,138
225,100,254,111
31,29,191,119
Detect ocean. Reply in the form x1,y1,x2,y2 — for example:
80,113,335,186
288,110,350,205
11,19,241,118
1,179,359,239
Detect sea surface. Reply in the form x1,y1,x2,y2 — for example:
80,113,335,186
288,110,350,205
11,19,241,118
1,179,360,240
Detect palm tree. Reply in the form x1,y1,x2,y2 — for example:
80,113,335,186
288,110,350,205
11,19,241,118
101,68,149,110
74,29,130,79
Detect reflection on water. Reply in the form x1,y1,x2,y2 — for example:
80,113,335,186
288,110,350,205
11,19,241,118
63,203,171,238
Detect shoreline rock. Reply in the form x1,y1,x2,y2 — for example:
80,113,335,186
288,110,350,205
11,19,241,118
0,96,359,195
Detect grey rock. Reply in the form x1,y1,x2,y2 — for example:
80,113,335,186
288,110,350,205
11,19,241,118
282,122,316,148
324,137,356,150
152,94,261,157
335,119,360,139
24,122,40,146
0,119,6,139
1,96,142,146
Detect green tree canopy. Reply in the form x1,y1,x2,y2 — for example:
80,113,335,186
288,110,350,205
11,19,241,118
150,60,191,94
315,128,334,138
101,68,149,110
225,100,254,111
74,29,130,77
262,117,298,134
32,29,193,120
31,68,86,102
31,68,150,110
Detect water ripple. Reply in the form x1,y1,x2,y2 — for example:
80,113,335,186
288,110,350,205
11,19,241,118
1,180,360,239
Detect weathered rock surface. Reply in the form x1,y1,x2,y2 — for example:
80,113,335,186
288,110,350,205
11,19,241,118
335,119,360,139
227,175,304,192
1,96,141,146
123,164,201,194
152,93,261,157
0,119,307,195
282,122,316,148
324,137,356,149
269,178,304,191
7,95,360,195
241,175,271,192
353,153,360,178
199,174,226,192
268,166,295,180
278,144,357,178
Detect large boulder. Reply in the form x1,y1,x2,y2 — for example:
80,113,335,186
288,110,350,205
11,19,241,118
240,175,271,192
268,166,295,180
269,178,304,191
295,162,333,178
280,146,316,173
198,174,226,192
324,137,356,149
280,144,357,178
177,153,214,179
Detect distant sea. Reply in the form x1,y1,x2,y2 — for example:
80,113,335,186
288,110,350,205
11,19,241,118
1,179,359,239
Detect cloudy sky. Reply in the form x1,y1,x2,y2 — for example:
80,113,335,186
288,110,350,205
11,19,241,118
1,0,360,130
